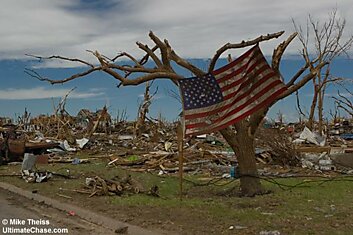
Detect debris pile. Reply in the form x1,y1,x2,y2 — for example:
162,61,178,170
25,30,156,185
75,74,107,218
256,127,300,166
292,126,353,173
83,175,159,197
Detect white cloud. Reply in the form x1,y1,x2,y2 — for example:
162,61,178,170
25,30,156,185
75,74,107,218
0,87,104,100
0,0,352,66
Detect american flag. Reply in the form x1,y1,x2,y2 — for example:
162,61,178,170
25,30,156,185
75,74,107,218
179,45,287,136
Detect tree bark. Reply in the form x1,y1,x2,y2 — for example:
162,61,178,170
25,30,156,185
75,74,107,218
135,81,151,136
318,67,329,134
307,84,318,130
220,123,264,197
318,86,325,134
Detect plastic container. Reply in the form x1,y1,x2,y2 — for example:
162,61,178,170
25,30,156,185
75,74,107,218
230,166,235,179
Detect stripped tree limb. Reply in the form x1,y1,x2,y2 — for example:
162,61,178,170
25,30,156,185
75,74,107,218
278,62,328,100
170,50,205,77
25,54,95,68
296,90,308,118
208,31,284,73
111,52,141,66
25,67,101,85
136,42,163,68
272,32,298,72
149,31,171,68
286,63,309,87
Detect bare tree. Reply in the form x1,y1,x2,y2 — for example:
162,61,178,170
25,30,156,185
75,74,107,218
293,9,353,133
26,30,328,196
135,81,158,136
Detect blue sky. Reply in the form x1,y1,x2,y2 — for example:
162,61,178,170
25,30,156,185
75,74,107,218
0,0,352,122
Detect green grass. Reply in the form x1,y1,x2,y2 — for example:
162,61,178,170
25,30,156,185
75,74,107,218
1,161,353,234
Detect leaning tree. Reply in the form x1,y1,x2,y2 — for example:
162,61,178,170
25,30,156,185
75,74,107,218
26,30,328,196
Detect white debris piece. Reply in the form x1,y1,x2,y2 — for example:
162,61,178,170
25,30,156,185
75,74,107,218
76,138,89,149
59,140,76,151
294,127,326,146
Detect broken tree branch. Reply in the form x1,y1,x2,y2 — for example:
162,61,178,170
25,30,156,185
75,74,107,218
208,31,285,73
169,49,205,78
25,54,95,68
295,90,308,118
286,63,309,87
277,61,329,100
136,42,163,68
272,32,298,72
25,67,101,85
149,31,171,69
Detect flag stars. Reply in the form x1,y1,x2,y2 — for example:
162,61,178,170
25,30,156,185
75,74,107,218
179,73,223,110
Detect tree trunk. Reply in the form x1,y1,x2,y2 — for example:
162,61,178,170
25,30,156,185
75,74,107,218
235,129,264,196
307,84,318,130
220,124,264,197
318,88,324,134
135,81,151,136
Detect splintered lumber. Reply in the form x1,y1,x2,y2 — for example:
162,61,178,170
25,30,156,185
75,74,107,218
108,157,119,165
73,189,92,194
48,157,90,164
58,187,91,194
95,176,108,195
56,193,72,199
256,157,267,164
159,164,193,172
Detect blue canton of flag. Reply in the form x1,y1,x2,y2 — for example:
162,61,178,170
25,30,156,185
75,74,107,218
179,74,223,110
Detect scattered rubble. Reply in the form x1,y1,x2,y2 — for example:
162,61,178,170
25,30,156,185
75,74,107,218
1,106,353,188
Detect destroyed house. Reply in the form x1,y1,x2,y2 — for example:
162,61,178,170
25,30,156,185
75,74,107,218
76,108,112,133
